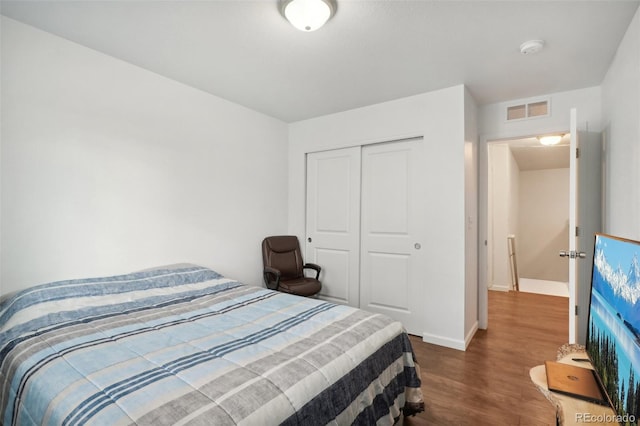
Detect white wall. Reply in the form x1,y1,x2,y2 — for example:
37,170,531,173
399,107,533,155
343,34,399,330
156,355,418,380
480,87,603,139
487,144,519,291
463,88,479,345
288,85,475,350
518,168,570,282
601,7,640,241
0,17,289,294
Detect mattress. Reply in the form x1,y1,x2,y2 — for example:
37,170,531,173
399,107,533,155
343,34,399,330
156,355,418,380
0,264,424,425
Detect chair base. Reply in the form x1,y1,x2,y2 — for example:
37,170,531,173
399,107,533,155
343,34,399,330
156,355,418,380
268,278,321,297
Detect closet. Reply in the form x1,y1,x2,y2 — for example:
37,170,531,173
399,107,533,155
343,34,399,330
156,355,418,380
305,138,427,334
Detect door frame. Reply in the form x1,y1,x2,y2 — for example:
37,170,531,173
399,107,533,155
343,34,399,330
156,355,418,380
478,126,570,329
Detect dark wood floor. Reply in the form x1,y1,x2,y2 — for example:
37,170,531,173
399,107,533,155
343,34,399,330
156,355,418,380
405,290,569,426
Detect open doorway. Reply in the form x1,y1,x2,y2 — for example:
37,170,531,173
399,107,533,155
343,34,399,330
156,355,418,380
486,135,571,297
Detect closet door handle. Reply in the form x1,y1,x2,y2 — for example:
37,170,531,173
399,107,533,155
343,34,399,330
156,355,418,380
308,237,312,243
414,243,421,250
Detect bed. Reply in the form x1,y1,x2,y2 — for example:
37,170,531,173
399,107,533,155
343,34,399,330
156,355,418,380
0,264,424,425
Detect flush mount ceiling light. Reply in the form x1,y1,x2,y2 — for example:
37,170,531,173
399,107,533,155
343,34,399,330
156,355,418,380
280,0,336,32
538,134,563,146
520,39,545,55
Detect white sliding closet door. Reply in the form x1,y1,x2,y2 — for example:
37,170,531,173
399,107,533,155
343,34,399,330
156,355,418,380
306,147,361,307
305,139,426,334
360,139,426,335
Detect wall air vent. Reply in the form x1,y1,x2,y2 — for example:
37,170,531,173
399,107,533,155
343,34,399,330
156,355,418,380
506,99,550,121
507,104,526,120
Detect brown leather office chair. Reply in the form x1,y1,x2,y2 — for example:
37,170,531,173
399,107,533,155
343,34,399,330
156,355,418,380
262,236,322,297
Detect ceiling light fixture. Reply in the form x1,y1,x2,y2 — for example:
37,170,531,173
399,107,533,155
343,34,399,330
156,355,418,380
280,0,336,32
538,134,563,146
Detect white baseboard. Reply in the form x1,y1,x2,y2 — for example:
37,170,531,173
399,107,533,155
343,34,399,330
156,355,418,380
422,332,466,351
465,321,479,349
422,321,479,351
489,284,510,292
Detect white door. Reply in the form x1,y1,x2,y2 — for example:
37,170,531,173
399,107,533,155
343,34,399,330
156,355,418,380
360,138,427,335
567,109,580,344
565,108,603,344
306,147,361,307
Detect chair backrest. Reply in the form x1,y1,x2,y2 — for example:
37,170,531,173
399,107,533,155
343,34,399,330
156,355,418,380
262,236,304,280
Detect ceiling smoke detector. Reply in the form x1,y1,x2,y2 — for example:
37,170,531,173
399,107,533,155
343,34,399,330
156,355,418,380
520,40,545,55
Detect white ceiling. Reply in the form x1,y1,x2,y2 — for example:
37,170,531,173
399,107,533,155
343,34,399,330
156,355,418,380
501,136,571,171
1,0,638,123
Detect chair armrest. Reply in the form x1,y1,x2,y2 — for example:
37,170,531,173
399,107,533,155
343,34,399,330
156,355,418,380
303,263,321,280
263,266,281,290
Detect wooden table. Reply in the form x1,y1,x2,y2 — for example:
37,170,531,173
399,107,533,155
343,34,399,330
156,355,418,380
530,344,619,426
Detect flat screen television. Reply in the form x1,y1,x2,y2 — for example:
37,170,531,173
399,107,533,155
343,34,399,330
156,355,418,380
587,233,640,424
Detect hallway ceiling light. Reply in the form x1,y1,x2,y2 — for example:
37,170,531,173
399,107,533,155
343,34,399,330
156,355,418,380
280,0,336,32
537,134,563,146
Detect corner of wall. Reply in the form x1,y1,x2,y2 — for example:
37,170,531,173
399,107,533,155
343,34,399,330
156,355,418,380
464,321,479,349
423,320,479,352
422,332,468,351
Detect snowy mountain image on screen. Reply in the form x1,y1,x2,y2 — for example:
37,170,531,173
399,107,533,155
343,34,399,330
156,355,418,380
593,242,640,332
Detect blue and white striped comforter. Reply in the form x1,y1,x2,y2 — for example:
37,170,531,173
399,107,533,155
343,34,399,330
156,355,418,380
0,264,424,425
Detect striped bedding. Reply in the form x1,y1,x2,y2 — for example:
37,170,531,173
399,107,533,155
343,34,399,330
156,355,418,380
0,264,424,425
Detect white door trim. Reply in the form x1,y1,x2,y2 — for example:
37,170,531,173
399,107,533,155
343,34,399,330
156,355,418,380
478,126,570,330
